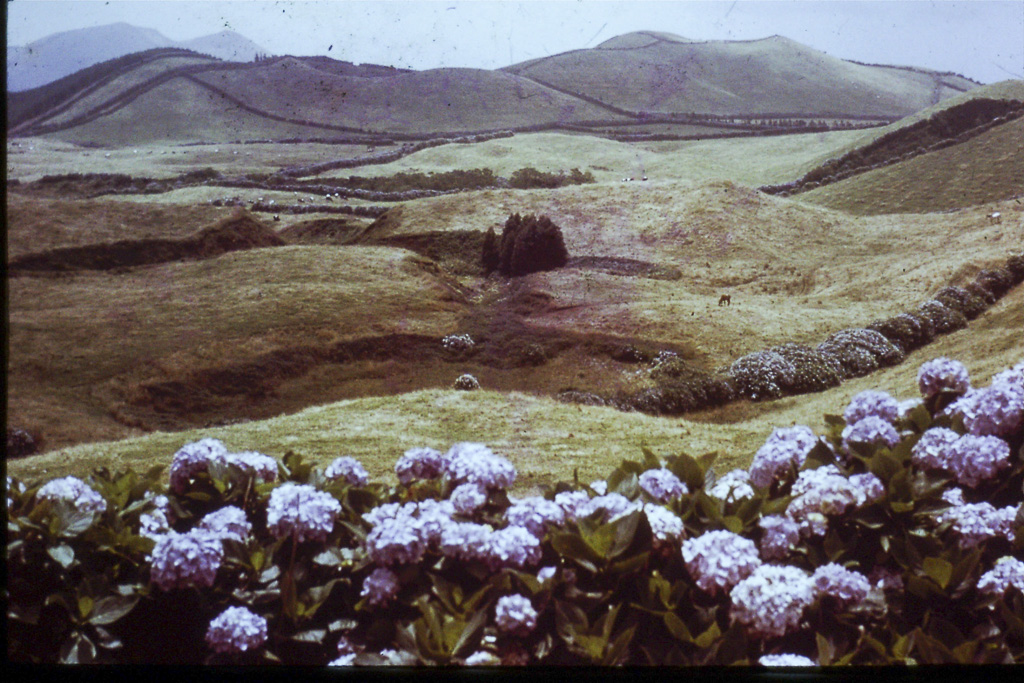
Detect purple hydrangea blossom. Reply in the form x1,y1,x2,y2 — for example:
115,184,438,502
976,557,1024,597
139,508,172,541
749,426,818,488
221,451,278,483
324,456,369,486
415,499,456,545
911,427,960,471
366,516,427,565
577,493,642,523
198,506,252,543
394,447,446,485
149,529,224,591
811,563,871,606
644,504,685,547
205,606,268,654
868,566,905,594
361,566,401,606
786,466,869,537
759,654,817,667
681,530,762,595
495,594,538,635
956,381,1024,437
937,488,1017,549
484,525,542,570
730,565,815,639
451,482,489,515
897,398,923,419
707,469,755,502
554,490,592,521
918,357,971,399
945,434,1012,487
638,468,688,502
443,443,516,490
844,390,900,425
504,496,566,538
841,416,900,454
440,521,493,563
266,483,342,543
758,515,801,561
849,472,885,504
362,502,415,527
36,476,107,515
169,438,228,493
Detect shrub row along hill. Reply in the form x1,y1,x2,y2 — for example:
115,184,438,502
559,253,1024,416
7,355,1023,664
761,98,1024,196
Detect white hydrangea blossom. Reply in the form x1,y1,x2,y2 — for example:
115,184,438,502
644,504,685,547
681,530,762,595
589,480,608,495
149,529,224,591
554,490,592,521
465,651,501,666
36,476,107,515
494,594,538,635
324,456,369,487
638,468,688,502
759,654,817,667
198,505,252,543
266,483,342,543
976,556,1024,597
707,469,755,502
730,565,815,639
205,606,268,653
749,426,818,488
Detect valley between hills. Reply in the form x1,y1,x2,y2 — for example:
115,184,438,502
5,30,1023,495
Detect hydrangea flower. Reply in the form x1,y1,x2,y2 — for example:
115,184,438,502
707,469,755,502
681,530,762,595
440,521,493,563
149,529,224,591
362,502,415,527
395,447,446,485
749,426,818,488
897,398,923,419
554,490,592,521
945,434,1011,487
849,472,885,504
937,488,1017,549
537,566,557,583
918,357,971,399
452,482,489,515
442,333,475,351
484,525,542,570
590,480,608,495
730,565,815,639
465,651,501,666
811,563,871,606
990,361,1024,391
976,557,1024,597
198,506,252,543
951,375,1024,437
36,476,107,514
361,567,401,606
366,516,427,566
444,443,516,490
758,515,801,561
205,606,268,654
329,637,357,665
324,456,369,487
220,451,278,483
494,594,538,635
139,508,172,541
644,504,685,547
504,496,566,538
416,499,456,545
911,427,960,471
868,565,905,594
638,468,688,502
841,416,900,454
844,390,899,425
786,466,869,537
169,438,229,493
266,483,342,543
759,654,817,667
577,493,642,523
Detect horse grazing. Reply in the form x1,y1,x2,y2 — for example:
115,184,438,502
718,294,731,306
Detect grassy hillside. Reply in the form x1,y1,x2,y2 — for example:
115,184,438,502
505,33,976,117
800,116,1024,214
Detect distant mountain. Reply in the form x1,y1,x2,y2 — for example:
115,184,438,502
7,22,268,91
504,31,980,118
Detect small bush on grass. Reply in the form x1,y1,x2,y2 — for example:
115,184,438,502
934,286,988,320
867,313,936,354
817,328,904,379
916,300,968,335
496,214,569,277
8,356,1023,665
973,267,1017,299
1005,255,1024,284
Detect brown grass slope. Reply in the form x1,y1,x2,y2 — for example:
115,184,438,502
504,33,978,117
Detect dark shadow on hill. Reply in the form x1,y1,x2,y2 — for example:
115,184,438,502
8,210,284,274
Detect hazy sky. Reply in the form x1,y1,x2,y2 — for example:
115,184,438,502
7,1,1024,83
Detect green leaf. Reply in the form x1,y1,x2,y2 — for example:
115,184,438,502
667,453,706,491
869,451,902,484
47,543,75,568
290,629,327,643
88,593,139,625
721,516,743,534
607,510,641,559
923,557,953,590
77,596,95,620
816,632,834,665
603,624,635,665
450,608,487,657
694,620,721,649
609,551,649,576
551,531,601,572
663,612,693,643
641,446,662,471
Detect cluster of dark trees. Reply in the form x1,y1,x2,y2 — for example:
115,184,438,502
482,213,569,277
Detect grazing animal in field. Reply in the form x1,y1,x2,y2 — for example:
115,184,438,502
988,212,1002,224
718,294,731,306
273,214,280,222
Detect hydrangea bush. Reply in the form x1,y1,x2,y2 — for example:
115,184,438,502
7,356,1023,665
